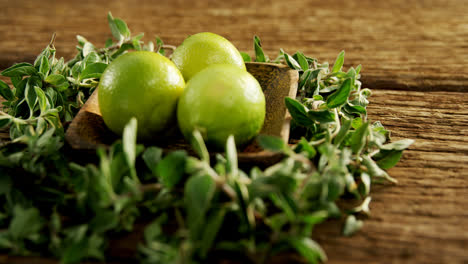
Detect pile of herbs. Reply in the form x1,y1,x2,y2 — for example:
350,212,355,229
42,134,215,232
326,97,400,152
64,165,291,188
0,13,413,264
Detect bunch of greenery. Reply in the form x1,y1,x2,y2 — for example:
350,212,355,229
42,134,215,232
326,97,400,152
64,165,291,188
0,13,412,264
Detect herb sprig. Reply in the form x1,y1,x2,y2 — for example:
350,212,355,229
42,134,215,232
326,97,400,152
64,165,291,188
0,13,412,264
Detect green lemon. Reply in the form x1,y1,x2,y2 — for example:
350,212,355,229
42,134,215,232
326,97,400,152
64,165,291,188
98,51,185,140
177,64,265,149
171,32,246,81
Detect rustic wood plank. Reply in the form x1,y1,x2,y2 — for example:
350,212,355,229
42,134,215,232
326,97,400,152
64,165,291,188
1,0,467,92
0,0,467,263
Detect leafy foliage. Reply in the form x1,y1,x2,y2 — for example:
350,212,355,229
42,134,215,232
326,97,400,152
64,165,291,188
0,13,412,264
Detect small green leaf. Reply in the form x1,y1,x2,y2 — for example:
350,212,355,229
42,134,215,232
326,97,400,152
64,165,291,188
362,155,397,183
60,233,105,264
185,174,216,238
350,196,372,215
143,215,165,243
257,134,287,152
355,64,362,75
11,76,22,88
226,135,238,176
380,139,414,151
1,63,37,77
9,206,45,240
332,50,345,73
295,52,309,71
110,43,134,59
45,74,69,91
350,121,369,154
374,150,403,169
307,109,335,123
343,215,363,236
155,36,165,55
299,69,313,88
108,12,124,41
344,103,367,115
0,174,12,195
39,55,50,76
142,147,163,174
105,38,113,48
233,181,252,228
240,52,252,62
123,117,138,168
34,86,48,113
71,62,82,78
132,32,144,41
333,117,352,146
351,117,362,129
200,208,227,257
25,82,37,116
294,137,316,158
254,36,267,62
289,237,327,263
34,47,51,68
346,67,356,79
284,52,302,70
50,57,65,75
313,94,323,101
249,172,296,199
113,18,131,38
371,121,389,147
265,213,288,232
89,210,119,233
326,78,352,108
0,232,12,249
325,169,346,201
82,52,102,67
300,210,329,225
76,35,88,46
82,42,95,57
191,130,210,163
359,172,371,196
0,118,12,129
320,84,340,93
80,62,108,80
144,41,155,52
132,38,142,51
156,150,187,188
285,97,315,127
0,80,14,100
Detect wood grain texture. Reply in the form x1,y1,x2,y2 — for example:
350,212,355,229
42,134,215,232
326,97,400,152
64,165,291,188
0,0,467,263
1,0,467,91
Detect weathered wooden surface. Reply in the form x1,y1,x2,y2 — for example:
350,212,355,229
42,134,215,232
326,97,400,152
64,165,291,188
1,0,468,92
0,0,467,263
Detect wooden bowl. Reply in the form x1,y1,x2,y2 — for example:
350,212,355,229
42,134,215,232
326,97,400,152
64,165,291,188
65,62,298,167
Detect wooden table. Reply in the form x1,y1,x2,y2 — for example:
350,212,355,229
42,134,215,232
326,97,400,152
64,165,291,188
1,0,467,263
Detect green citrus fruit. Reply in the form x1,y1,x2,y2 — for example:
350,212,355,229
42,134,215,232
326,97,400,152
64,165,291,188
171,32,246,81
177,64,265,149
98,51,185,140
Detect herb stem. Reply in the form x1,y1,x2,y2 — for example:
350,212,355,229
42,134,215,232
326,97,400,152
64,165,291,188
306,108,341,146
369,149,380,157
161,44,176,52
0,110,54,127
203,163,237,200
331,108,341,138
